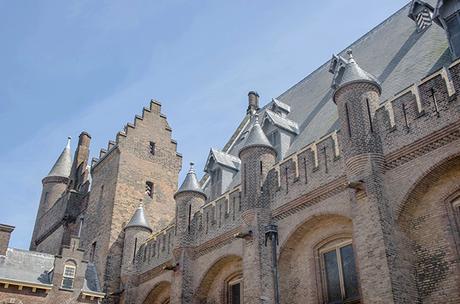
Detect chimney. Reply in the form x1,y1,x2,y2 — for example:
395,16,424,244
69,131,91,191
0,224,15,255
247,91,260,115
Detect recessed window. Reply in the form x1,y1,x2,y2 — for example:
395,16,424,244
90,242,97,262
149,141,156,155
268,131,279,146
146,181,154,198
61,263,76,289
320,241,359,304
227,277,242,304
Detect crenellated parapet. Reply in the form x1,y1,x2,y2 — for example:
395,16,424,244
375,59,460,167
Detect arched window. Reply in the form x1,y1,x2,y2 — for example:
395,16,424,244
319,238,359,304
226,274,243,304
61,261,77,289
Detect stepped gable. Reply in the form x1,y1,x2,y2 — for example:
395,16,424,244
91,99,181,168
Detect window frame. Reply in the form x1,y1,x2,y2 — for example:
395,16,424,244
61,263,77,290
319,239,360,304
146,181,154,198
225,274,243,304
149,141,156,155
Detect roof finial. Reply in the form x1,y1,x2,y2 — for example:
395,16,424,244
189,162,196,174
254,113,260,124
347,49,355,63
66,136,71,149
138,198,143,208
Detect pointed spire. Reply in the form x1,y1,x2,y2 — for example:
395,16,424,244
240,114,275,154
334,49,381,95
175,162,206,198
47,136,72,178
124,202,152,232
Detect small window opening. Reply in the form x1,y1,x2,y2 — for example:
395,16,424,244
366,98,374,133
149,141,156,155
90,242,97,262
61,263,76,289
146,181,154,198
345,103,352,137
133,238,138,263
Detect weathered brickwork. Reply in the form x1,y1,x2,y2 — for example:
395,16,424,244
125,59,460,304
9,4,460,303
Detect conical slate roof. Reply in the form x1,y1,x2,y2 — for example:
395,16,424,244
334,50,381,95
240,115,274,154
175,163,206,198
47,137,72,178
124,204,152,232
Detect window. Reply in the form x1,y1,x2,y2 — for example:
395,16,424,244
90,242,96,262
227,277,243,304
146,181,154,198
268,131,279,146
61,263,76,289
320,241,359,304
149,141,156,155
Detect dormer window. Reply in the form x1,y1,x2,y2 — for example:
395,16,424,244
61,262,76,289
146,181,154,198
211,169,221,185
434,0,460,58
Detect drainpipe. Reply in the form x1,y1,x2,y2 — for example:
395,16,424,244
265,224,280,304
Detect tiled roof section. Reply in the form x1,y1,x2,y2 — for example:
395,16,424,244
0,248,54,286
240,115,274,153
47,137,72,178
176,163,206,198
263,109,299,134
82,263,102,293
205,149,241,172
125,205,152,232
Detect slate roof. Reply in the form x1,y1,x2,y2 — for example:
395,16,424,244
0,248,103,293
202,1,451,195
271,98,291,113
47,137,72,178
229,1,450,157
125,205,152,232
0,248,54,287
263,109,299,134
176,163,206,198
82,263,103,294
239,115,275,155
205,148,241,172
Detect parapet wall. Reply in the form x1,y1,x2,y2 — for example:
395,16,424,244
134,58,460,275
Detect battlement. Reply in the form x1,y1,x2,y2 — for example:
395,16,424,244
136,224,175,273
376,59,460,159
91,99,182,169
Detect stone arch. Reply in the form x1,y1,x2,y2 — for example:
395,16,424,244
194,254,243,303
278,213,354,304
143,281,171,304
396,153,460,303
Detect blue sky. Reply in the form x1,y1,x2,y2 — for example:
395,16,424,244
0,0,408,249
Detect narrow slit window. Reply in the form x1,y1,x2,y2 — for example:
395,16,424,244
188,204,192,232
133,238,138,263
303,157,308,184
146,181,154,198
402,103,409,129
285,167,289,193
149,141,156,155
366,98,374,133
345,103,352,137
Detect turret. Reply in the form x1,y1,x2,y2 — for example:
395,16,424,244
239,114,277,210
121,203,152,274
30,137,72,250
174,163,206,246
331,50,382,169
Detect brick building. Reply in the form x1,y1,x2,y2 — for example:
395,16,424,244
1,0,460,303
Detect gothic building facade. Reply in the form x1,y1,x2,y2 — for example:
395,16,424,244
1,0,460,303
